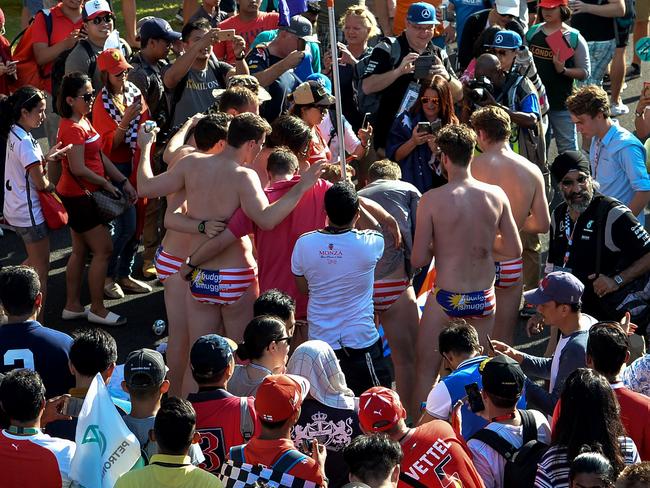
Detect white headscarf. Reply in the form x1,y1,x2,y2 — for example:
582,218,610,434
287,340,356,410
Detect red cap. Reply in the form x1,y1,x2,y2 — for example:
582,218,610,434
97,49,133,76
0,8,5,25
358,387,406,433
539,0,568,8
254,374,310,423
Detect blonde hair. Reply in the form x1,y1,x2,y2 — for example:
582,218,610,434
339,5,380,39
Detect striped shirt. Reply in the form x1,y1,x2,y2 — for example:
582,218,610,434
534,437,640,488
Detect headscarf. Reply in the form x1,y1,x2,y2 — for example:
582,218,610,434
286,340,356,410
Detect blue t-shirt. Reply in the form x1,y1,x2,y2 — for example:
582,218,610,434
0,320,74,397
451,0,489,45
426,355,527,439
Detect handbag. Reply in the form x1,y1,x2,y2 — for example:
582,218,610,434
37,190,68,230
71,173,131,223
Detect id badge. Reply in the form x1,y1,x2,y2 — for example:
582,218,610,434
398,81,421,115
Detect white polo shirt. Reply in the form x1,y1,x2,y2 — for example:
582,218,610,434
3,125,45,228
291,228,384,350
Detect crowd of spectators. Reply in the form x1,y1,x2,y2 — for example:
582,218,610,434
1,0,650,486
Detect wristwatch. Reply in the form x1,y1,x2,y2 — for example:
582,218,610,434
198,220,207,234
185,256,197,270
614,275,624,286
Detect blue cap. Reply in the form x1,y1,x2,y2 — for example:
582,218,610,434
524,271,585,305
140,18,182,43
306,73,332,95
487,30,522,49
407,2,439,25
190,334,237,378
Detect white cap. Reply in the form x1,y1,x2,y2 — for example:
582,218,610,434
83,0,113,21
495,0,520,17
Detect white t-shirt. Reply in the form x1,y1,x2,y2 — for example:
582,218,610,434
3,125,45,227
468,410,551,488
550,314,598,392
318,112,362,162
291,228,384,349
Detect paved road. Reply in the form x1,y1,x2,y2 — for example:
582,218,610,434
0,49,646,361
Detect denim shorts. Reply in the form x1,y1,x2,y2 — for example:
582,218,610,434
13,221,49,244
578,39,616,86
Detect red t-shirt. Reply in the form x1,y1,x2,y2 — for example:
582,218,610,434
56,117,105,197
307,126,332,167
227,176,331,319
399,421,486,488
0,35,12,96
188,388,261,473
237,437,325,485
213,12,279,64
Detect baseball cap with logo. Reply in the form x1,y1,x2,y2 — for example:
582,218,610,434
279,15,319,43
190,334,238,379
479,355,525,400
407,2,439,25
524,271,585,305
495,0,520,17
139,18,182,44
124,348,166,389
255,374,310,422
97,48,133,75
83,0,113,21
487,30,522,50
358,387,406,433
539,0,568,8
290,80,335,106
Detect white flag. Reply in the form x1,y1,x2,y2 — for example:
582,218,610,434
70,373,141,488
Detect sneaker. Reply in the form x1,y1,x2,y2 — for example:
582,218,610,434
104,280,125,299
118,276,152,294
625,63,641,80
611,102,630,116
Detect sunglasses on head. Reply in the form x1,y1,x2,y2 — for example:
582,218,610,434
77,91,96,103
91,14,115,25
421,96,440,105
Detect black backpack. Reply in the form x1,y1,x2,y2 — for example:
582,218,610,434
51,39,97,115
471,410,549,488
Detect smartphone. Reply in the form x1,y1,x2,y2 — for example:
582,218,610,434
6,60,18,66
297,38,307,51
417,121,433,134
643,81,650,99
217,29,236,41
486,334,496,355
61,396,84,417
413,55,434,79
464,382,485,413
301,439,313,455
439,5,447,22
361,112,372,130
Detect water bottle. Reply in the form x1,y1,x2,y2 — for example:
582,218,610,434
152,319,167,336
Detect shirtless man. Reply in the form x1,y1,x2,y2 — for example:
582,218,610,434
411,124,522,409
151,112,231,397
470,106,550,344
136,113,323,367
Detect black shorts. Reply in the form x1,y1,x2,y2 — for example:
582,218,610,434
335,339,393,396
59,194,105,233
616,22,632,48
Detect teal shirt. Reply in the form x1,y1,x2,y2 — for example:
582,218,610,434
251,29,321,73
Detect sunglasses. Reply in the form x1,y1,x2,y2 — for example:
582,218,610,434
275,336,293,344
113,70,129,78
560,175,589,187
91,14,115,25
76,91,96,103
421,96,440,105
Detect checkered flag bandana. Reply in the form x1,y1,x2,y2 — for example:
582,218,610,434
101,81,142,151
218,460,320,488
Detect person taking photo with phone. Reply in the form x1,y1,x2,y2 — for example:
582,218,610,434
386,75,458,193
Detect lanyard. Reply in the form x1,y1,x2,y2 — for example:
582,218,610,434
563,211,578,268
248,362,273,375
6,426,39,435
593,140,603,179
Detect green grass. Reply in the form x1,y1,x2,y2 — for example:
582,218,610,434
4,0,184,45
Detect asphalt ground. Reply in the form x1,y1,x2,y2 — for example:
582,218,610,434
0,43,646,363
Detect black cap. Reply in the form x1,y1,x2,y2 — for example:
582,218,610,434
279,15,319,43
190,334,237,379
551,150,591,182
479,356,525,400
124,348,166,388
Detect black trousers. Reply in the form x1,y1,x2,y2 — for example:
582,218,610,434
335,339,393,396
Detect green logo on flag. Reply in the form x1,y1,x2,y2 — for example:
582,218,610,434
82,425,107,456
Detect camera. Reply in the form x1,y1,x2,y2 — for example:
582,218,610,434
467,76,493,104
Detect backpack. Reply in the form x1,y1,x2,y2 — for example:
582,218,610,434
50,39,97,115
11,9,54,91
525,24,580,50
471,410,549,488
219,444,319,488
353,37,402,120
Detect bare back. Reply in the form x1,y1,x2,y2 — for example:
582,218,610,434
183,152,255,269
424,179,505,291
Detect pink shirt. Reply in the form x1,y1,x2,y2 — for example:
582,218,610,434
227,176,331,318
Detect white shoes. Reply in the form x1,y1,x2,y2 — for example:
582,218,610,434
611,102,629,116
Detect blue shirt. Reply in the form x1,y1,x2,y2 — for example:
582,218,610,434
590,121,650,225
451,0,488,46
0,320,74,397
425,355,526,439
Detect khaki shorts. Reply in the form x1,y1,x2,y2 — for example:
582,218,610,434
637,0,650,20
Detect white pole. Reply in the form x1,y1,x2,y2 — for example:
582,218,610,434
326,0,347,179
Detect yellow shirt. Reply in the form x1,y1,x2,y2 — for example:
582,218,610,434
114,454,223,488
